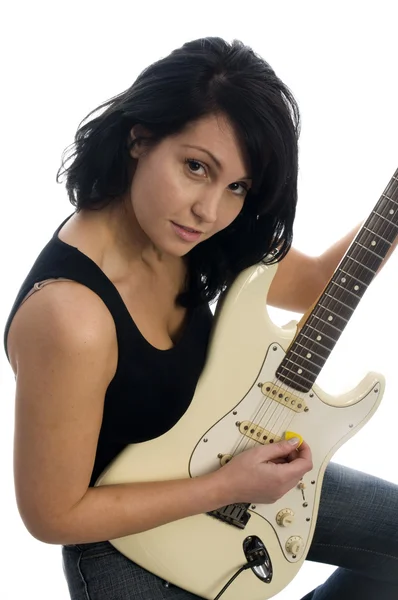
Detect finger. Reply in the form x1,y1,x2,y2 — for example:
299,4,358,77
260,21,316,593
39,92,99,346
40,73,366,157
260,439,301,462
285,451,299,463
269,457,289,464
296,440,312,461
285,440,312,463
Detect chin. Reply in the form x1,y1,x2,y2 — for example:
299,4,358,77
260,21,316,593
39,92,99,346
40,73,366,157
152,239,191,259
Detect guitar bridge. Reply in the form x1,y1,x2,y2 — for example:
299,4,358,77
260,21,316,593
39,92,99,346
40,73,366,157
207,503,251,529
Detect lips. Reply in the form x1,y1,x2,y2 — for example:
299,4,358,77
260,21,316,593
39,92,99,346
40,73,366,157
171,222,203,242
173,222,202,233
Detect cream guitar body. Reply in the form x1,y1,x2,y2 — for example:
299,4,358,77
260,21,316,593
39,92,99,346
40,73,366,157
96,167,397,599
96,261,384,600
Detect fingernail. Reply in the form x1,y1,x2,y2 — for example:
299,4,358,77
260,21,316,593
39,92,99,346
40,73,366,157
288,437,300,445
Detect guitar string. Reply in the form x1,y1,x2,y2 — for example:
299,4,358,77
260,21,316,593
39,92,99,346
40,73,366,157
224,174,398,464
226,217,390,462
226,231,370,459
263,176,398,445
265,174,398,442
225,177,398,462
264,176,398,444
267,186,398,442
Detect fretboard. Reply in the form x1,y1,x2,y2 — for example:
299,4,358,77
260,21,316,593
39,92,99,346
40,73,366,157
276,167,398,393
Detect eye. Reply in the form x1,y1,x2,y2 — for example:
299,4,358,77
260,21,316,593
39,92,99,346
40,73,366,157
185,158,250,197
228,182,250,197
185,158,207,176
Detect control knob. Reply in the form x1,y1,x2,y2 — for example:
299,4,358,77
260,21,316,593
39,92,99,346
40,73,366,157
276,508,295,527
285,536,303,556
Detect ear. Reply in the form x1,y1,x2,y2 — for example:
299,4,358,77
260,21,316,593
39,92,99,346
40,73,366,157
129,124,152,159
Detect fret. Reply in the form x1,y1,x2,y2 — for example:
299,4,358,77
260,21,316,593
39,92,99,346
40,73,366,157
382,193,398,206
304,323,337,344
363,227,393,244
328,282,363,305
326,283,360,302
365,216,398,246
377,201,398,220
299,332,332,355
350,239,383,260
310,313,345,333
344,255,376,275
275,374,313,394
324,291,358,310
311,307,349,332
294,341,326,361
326,289,360,311
290,348,324,369
323,289,359,313
373,210,398,228
322,287,360,319
368,205,398,223
338,268,370,287
393,176,398,182
317,304,349,322
348,247,383,276
276,364,315,385
275,365,317,392
354,241,384,260
282,357,320,377
358,224,391,239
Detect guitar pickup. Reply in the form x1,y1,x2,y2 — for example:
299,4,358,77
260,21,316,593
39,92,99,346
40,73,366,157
239,421,282,445
260,382,307,413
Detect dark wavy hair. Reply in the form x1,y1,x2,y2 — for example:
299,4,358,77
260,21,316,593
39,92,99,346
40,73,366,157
56,37,301,307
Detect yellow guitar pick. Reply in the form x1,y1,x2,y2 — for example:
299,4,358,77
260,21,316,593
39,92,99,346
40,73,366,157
285,431,304,447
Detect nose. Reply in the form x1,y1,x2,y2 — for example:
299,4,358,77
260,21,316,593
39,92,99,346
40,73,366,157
191,188,221,224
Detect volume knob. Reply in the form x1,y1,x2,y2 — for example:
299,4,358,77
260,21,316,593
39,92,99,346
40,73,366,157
276,508,295,527
285,536,303,555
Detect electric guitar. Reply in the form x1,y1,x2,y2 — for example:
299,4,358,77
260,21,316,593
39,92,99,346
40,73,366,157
96,167,398,600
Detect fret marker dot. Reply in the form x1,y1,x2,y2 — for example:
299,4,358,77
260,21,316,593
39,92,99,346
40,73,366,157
328,315,333,321
341,277,346,283
298,368,303,374
317,335,322,341
390,209,395,215
371,241,376,246
306,353,312,359
354,285,360,291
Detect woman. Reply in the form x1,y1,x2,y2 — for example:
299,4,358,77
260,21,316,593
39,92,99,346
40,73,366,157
4,37,398,600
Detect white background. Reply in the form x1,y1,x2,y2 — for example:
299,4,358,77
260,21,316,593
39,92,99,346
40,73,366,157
1,1,397,598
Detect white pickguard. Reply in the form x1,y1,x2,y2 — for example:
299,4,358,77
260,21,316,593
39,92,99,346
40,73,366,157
96,262,384,600
190,343,382,563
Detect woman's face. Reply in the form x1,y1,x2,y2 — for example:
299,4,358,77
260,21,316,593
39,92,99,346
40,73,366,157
127,113,252,257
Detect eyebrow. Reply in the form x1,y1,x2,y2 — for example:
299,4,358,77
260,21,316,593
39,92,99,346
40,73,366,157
182,144,252,181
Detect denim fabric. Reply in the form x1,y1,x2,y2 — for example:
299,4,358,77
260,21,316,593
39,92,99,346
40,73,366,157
62,463,398,599
302,463,398,599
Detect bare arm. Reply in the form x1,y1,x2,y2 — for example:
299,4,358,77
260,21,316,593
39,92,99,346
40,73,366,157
268,221,397,313
7,282,231,545
8,282,311,545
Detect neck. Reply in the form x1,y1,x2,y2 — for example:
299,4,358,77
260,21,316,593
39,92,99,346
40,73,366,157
78,199,181,277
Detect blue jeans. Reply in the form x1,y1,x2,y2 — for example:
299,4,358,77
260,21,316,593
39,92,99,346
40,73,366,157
62,463,398,599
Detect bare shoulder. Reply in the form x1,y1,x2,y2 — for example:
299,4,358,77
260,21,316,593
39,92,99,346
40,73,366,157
7,280,117,376
7,281,118,541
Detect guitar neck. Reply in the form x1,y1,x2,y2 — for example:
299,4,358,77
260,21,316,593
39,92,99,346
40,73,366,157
276,167,398,393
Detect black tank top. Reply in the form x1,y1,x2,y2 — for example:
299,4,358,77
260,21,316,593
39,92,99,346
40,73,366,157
3,214,213,486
